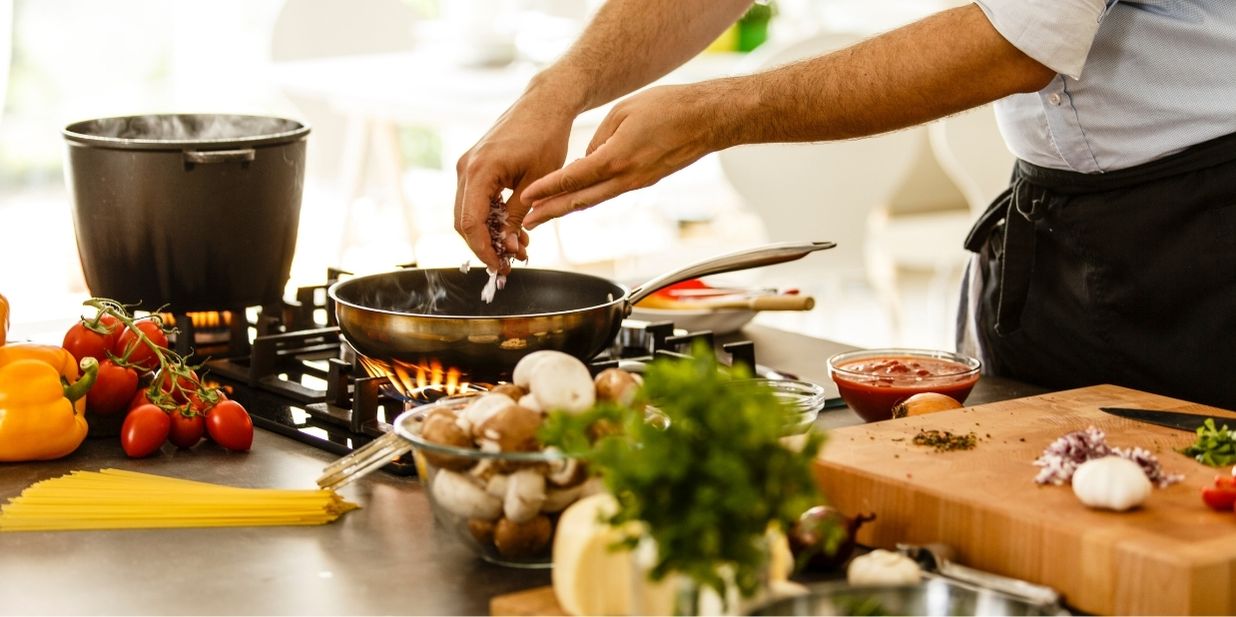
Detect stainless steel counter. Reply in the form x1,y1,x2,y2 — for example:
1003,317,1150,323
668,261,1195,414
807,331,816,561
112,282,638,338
0,325,1047,615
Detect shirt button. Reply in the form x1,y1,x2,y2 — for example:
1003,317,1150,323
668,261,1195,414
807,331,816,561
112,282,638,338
1047,92,1063,105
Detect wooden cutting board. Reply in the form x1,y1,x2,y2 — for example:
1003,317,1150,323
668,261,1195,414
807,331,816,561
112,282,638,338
816,384,1236,616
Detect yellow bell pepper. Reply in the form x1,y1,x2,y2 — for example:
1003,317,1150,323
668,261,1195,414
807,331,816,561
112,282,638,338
0,292,9,345
0,345,97,462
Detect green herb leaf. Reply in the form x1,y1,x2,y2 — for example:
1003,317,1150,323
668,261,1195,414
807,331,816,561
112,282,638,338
540,343,826,602
1181,418,1236,467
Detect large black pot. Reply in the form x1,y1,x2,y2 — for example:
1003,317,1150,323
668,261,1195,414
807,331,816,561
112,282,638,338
63,114,309,312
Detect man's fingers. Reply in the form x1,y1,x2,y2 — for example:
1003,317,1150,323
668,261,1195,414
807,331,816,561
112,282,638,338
456,175,504,271
522,153,613,205
523,177,634,230
586,109,624,156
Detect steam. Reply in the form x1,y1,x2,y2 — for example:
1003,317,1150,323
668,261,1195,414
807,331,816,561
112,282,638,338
73,114,301,142
354,270,475,316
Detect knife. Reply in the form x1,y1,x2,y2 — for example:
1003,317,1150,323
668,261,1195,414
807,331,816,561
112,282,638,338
1099,407,1235,432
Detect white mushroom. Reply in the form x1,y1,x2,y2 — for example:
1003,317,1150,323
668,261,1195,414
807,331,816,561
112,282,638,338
542,484,584,513
512,350,570,389
432,470,502,521
545,450,587,488
529,354,596,413
518,393,543,414
458,393,517,437
504,468,547,523
485,473,510,499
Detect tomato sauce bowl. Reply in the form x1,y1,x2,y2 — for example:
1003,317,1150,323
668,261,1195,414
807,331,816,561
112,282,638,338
827,348,981,423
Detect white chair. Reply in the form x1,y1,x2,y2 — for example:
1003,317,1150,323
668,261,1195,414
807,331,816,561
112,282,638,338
717,30,924,342
862,104,1013,344
928,103,1014,216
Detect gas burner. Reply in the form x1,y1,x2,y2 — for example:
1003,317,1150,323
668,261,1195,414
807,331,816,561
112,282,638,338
192,268,804,477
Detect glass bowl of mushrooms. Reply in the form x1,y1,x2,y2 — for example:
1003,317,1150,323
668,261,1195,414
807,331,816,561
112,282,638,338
408,351,642,568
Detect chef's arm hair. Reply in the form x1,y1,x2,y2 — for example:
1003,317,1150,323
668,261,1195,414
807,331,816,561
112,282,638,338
527,0,755,115
707,4,1056,147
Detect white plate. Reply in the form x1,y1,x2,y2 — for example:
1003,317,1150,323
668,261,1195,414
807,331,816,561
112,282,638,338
627,307,756,335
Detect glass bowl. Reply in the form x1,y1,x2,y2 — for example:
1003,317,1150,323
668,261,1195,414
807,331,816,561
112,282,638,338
733,378,829,434
827,349,980,423
398,396,589,569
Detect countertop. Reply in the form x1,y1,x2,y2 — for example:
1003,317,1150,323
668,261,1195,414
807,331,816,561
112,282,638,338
0,325,1047,615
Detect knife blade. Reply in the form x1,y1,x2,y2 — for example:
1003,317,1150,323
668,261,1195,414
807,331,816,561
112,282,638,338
1099,407,1234,432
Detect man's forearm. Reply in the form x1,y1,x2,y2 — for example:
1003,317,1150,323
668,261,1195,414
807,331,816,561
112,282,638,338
712,4,1055,147
531,0,754,114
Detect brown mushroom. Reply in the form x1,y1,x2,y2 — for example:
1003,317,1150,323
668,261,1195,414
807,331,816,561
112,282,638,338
419,410,477,471
459,393,517,438
476,404,543,453
468,518,496,546
490,383,527,402
594,368,641,407
493,515,553,560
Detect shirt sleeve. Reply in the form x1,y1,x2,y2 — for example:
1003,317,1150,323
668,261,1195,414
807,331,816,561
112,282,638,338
973,0,1109,79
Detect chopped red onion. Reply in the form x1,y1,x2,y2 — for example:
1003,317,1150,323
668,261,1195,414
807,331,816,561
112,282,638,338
1033,426,1181,488
480,196,514,304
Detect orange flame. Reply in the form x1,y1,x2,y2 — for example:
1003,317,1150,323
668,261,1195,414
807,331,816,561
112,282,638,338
161,311,233,329
357,356,474,400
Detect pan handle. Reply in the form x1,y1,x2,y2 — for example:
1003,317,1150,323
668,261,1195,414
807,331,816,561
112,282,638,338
626,241,835,306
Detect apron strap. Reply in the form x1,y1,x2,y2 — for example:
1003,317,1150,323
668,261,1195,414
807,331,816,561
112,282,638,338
963,175,1050,335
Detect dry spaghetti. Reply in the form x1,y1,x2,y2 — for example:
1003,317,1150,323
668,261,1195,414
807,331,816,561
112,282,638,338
0,468,359,532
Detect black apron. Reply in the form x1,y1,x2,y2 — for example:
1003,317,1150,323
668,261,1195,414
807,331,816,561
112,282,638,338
958,131,1236,410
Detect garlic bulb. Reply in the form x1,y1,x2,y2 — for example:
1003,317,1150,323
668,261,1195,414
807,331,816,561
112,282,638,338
846,549,922,586
1071,456,1151,511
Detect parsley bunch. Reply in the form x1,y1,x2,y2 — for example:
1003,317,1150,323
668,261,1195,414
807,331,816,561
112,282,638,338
541,345,825,602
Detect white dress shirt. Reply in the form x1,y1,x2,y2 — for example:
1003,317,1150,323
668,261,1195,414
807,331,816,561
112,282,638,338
975,0,1236,172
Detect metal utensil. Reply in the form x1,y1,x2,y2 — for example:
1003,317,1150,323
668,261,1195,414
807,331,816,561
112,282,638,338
748,576,1069,616
1099,407,1233,432
897,543,1063,610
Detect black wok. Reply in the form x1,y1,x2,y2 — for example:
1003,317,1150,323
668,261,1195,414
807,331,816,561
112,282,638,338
328,241,834,376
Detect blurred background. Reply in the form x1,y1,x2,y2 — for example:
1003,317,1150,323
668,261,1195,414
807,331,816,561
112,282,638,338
0,0,1007,349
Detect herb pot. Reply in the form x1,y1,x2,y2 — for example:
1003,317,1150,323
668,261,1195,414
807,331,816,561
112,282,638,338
63,114,309,312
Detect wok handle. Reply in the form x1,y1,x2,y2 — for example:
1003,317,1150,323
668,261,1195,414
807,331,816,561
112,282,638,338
626,241,835,306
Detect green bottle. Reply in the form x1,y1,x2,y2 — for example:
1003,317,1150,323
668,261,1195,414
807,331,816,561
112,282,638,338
737,1,775,52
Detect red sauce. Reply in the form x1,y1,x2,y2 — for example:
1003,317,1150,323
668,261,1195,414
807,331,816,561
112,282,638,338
831,356,978,422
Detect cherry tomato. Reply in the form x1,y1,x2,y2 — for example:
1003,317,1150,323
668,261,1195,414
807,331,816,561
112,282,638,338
205,400,253,452
86,359,140,416
1201,476,1236,511
168,409,205,449
187,386,227,414
62,314,122,363
156,367,200,404
113,319,169,373
120,404,171,458
129,386,156,412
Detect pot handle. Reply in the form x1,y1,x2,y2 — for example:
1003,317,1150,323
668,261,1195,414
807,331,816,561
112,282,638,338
183,148,256,164
626,240,835,306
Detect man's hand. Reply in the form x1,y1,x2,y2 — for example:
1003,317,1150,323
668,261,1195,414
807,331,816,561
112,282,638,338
521,83,739,230
454,90,576,274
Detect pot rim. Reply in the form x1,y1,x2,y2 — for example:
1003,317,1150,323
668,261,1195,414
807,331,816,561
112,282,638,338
62,113,310,150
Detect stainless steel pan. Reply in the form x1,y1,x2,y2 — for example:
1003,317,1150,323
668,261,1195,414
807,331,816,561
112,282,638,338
328,241,834,376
